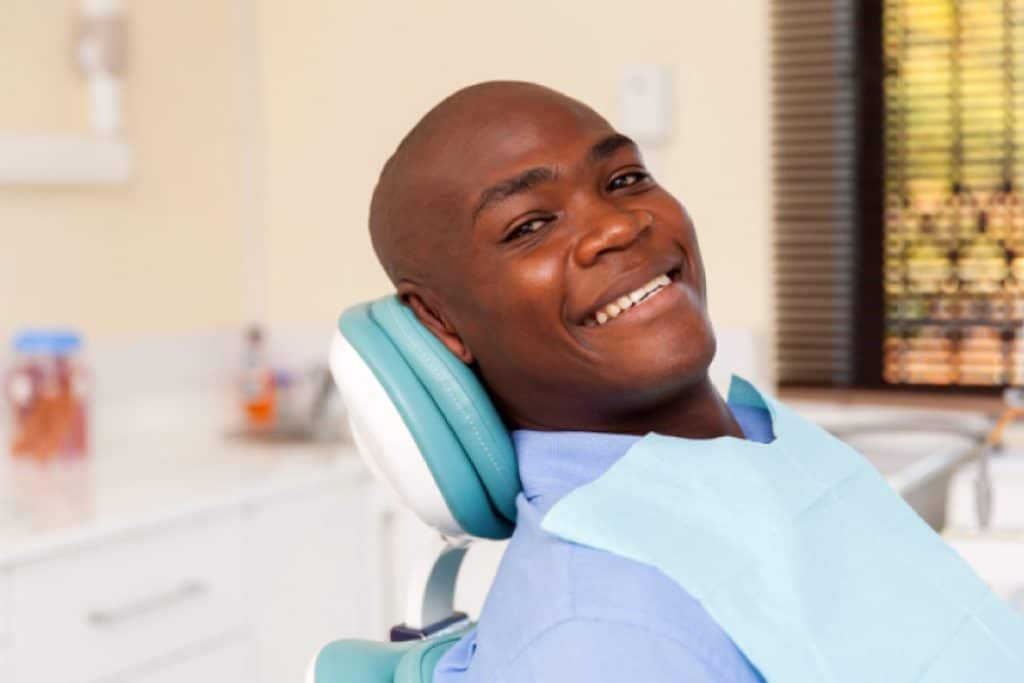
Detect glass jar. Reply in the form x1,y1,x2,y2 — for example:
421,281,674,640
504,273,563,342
5,330,89,460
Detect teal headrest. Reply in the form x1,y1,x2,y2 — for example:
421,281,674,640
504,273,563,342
337,297,519,539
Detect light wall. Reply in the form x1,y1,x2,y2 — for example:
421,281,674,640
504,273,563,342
259,0,772,341
3,1,771,355
0,0,244,343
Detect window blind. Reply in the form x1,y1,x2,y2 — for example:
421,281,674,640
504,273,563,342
772,0,859,385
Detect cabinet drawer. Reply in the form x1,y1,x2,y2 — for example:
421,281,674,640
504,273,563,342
11,513,245,683
129,635,252,683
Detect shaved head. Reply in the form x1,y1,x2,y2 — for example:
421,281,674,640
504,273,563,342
369,81,604,292
364,79,734,439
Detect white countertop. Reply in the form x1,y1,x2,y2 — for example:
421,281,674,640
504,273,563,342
0,395,368,568
0,393,1001,568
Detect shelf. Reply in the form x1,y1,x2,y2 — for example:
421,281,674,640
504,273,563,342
0,134,132,185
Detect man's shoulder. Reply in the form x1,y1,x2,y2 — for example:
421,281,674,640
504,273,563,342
438,503,760,682
479,505,710,655
494,614,758,683
488,500,678,601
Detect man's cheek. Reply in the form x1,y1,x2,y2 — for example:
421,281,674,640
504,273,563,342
514,253,563,294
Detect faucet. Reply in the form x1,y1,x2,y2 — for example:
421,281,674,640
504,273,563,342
977,387,1024,530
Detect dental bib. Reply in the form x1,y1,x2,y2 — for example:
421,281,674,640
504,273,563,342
540,376,1024,682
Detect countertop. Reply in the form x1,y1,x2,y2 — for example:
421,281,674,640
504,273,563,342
0,392,999,568
0,395,367,568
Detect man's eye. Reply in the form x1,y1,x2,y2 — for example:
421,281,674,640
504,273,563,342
505,217,548,242
608,171,650,191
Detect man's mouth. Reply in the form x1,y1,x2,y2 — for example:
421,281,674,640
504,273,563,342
582,268,682,327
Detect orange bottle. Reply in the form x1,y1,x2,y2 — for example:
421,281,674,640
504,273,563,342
242,325,276,427
6,330,89,460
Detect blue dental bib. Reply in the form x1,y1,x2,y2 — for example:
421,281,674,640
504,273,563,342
541,376,1024,682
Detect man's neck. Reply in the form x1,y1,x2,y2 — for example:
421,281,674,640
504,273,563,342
511,375,744,440
606,375,744,440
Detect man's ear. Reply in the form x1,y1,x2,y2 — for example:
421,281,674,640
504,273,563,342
397,284,475,365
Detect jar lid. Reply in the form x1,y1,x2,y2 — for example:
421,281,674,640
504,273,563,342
12,329,82,355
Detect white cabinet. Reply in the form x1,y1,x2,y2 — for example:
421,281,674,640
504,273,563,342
0,647,10,683
11,514,246,683
125,636,253,683
0,571,8,683
0,569,8,683
0,568,9,646
245,474,374,683
1,458,376,682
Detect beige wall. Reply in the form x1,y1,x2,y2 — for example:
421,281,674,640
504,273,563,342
3,1,770,350
258,0,771,342
0,0,244,343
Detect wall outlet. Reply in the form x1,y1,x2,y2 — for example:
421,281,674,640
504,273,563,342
618,64,672,144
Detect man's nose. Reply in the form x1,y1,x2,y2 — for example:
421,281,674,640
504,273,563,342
572,207,654,267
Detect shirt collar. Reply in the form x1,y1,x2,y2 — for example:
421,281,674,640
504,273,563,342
514,379,775,515
514,429,642,513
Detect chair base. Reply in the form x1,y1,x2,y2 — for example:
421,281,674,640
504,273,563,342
310,623,473,683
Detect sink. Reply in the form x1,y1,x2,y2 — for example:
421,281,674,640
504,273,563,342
841,430,981,532
944,533,1024,616
790,401,989,532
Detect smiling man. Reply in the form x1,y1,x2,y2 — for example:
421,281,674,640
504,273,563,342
370,81,767,681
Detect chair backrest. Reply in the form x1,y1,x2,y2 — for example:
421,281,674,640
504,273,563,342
329,296,520,539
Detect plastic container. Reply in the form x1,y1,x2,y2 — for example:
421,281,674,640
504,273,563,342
241,325,276,429
4,330,90,460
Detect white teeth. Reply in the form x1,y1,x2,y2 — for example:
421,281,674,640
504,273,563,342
587,271,675,327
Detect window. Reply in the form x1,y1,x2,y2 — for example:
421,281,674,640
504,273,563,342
884,0,1024,387
773,0,1024,389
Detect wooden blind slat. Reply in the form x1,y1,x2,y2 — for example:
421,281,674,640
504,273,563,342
772,0,857,385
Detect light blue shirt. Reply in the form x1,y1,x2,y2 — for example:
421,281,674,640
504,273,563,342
433,404,772,682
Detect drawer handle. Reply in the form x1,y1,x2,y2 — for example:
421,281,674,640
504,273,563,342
87,580,209,627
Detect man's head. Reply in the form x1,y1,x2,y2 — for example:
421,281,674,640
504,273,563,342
370,81,716,433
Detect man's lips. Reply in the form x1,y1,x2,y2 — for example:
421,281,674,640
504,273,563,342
575,261,685,326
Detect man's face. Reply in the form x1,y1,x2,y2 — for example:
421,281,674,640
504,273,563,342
421,94,715,430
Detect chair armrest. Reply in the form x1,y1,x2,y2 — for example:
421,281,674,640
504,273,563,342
311,639,417,683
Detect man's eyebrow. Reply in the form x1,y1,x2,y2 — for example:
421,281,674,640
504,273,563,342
472,166,558,223
471,134,638,224
589,133,638,163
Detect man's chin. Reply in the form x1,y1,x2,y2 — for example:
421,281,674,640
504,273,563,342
590,324,716,396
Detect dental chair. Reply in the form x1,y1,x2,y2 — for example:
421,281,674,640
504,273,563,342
308,296,521,683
